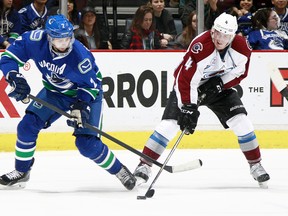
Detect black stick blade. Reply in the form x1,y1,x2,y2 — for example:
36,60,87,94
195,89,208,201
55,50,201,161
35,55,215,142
145,189,155,198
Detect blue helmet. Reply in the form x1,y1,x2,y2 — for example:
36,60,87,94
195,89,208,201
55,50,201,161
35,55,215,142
45,14,75,58
45,14,74,38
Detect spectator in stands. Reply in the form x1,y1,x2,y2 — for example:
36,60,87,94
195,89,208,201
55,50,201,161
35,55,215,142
66,0,80,28
247,7,288,50
147,0,177,48
173,10,197,49
0,0,22,49
272,0,288,35
47,0,80,29
228,0,256,36
18,0,48,32
179,0,219,29
216,0,238,13
120,5,161,49
74,6,112,50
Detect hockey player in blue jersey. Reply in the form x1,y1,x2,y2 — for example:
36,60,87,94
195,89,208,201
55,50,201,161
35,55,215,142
0,14,136,190
18,0,48,32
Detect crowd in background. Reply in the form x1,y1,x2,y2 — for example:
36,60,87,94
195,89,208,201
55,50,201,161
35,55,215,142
1,0,288,50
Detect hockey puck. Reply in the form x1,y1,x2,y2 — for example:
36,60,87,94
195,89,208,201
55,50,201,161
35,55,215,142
137,196,147,200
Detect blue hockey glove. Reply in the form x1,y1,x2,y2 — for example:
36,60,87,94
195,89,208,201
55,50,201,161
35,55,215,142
177,104,200,135
67,100,90,129
6,71,31,102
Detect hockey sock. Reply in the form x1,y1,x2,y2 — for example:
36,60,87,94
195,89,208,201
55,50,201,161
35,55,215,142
141,131,169,165
76,135,122,174
15,113,45,172
226,114,261,164
92,144,122,174
238,131,261,164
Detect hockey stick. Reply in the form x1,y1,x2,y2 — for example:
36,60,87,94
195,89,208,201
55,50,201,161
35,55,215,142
137,130,186,200
268,62,288,101
27,94,202,173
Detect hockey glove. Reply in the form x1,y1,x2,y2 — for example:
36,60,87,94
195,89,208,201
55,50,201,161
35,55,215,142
67,100,90,129
6,71,31,102
177,104,200,135
280,86,288,101
197,76,223,104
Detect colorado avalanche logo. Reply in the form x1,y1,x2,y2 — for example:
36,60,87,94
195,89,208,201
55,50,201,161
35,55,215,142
191,42,203,54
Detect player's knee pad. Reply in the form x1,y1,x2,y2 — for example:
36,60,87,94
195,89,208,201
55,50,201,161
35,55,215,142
155,119,179,141
75,135,104,159
17,112,46,141
226,113,254,136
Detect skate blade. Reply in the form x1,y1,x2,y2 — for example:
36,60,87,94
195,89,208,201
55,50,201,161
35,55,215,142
0,182,26,190
258,181,268,189
135,177,147,186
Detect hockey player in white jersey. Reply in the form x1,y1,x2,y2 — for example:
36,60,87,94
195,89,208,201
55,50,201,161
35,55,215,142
0,14,136,190
134,12,270,188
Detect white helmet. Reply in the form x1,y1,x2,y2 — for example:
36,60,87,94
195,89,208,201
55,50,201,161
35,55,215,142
212,13,238,35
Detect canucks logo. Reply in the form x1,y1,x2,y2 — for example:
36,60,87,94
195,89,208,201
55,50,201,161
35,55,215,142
39,60,74,89
46,72,73,89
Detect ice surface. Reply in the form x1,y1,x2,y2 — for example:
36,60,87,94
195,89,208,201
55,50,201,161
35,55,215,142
0,149,287,216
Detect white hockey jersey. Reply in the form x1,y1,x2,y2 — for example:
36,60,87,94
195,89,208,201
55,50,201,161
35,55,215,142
174,30,252,106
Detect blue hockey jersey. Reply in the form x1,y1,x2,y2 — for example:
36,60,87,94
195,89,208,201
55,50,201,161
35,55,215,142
273,7,288,35
0,9,22,46
0,30,102,103
247,29,288,50
18,3,48,32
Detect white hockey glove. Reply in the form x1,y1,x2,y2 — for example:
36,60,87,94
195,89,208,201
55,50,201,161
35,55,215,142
67,100,90,129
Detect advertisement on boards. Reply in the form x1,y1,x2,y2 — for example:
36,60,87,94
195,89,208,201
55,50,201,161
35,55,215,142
0,51,287,133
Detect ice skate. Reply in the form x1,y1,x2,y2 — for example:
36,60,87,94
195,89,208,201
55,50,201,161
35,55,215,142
0,158,34,189
116,165,136,190
0,170,31,189
133,162,152,186
250,162,270,189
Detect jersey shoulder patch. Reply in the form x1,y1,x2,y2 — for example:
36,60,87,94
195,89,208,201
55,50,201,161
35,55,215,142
78,58,92,74
190,31,214,61
29,30,45,41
